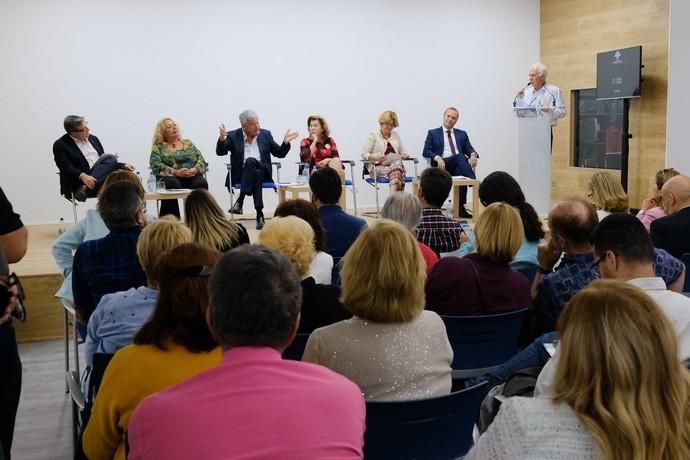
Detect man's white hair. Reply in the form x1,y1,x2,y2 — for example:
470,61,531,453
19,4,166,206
531,62,548,79
238,110,258,125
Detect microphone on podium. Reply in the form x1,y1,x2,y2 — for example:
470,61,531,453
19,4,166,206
513,82,531,107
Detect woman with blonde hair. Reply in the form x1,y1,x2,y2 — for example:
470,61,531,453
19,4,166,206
259,216,349,333
637,167,680,231
466,279,690,460
361,110,411,191
587,171,629,219
85,216,192,365
426,202,531,316
184,189,249,252
302,219,452,401
149,117,208,217
299,115,345,182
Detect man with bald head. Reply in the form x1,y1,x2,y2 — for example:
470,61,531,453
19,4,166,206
531,198,599,336
651,174,690,259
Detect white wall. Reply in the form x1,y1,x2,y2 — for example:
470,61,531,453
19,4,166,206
667,0,690,174
0,0,539,224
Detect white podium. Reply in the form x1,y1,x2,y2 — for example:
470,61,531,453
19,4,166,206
515,115,552,216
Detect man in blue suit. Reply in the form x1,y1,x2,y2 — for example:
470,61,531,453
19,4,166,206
422,107,479,218
217,110,298,229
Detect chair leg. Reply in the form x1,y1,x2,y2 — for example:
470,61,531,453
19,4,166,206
64,307,70,393
373,169,380,217
72,316,80,379
71,195,78,223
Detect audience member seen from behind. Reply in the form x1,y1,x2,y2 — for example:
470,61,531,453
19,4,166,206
381,192,439,272
650,174,690,259
299,115,345,182
259,216,350,333
361,110,411,191
274,198,333,285
83,243,222,460
128,245,365,459
85,217,192,366
149,117,209,217
466,280,690,460
184,188,249,253
532,199,599,337
416,167,466,256
426,202,531,316
303,219,453,401
53,170,145,304
477,171,545,265
0,187,27,460
637,168,680,231
72,181,147,325
535,212,690,397
586,171,629,220
309,167,366,266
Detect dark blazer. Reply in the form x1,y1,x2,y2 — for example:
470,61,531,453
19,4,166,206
216,128,290,187
298,277,351,334
53,134,106,196
318,205,367,260
422,127,477,178
650,207,690,259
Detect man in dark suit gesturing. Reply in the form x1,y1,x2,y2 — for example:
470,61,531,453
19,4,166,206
217,110,298,229
53,115,133,201
422,107,479,218
651,175,690,259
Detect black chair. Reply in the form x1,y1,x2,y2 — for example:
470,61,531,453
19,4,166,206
681,253,690,293
67,352,115,457
442,308,530,379
511,261,538,284
282,333,310,360
364,381,489,459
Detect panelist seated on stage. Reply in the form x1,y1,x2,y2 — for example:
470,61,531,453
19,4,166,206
149,117,208,218
299,115,345,183
361,110,411,192
53,115,134,202
513,62,566,127
217,109,299,230
422,106,478,218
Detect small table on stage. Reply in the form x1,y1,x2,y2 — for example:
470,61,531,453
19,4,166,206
412,176,480,219
278,183,347,210
144,189,192,216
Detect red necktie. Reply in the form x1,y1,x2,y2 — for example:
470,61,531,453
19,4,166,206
447,130,457,155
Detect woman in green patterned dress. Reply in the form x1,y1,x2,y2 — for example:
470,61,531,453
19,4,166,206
149,118,208,217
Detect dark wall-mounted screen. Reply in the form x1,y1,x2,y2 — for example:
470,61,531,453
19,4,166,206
596,46,641,100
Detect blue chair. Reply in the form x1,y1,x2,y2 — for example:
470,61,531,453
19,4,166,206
361,157,419,216
681,253,690,293
297,160,359,215
441,308,530,379
363,381,489,459
225,161,281,219
282,333,310,361
511,261,538,284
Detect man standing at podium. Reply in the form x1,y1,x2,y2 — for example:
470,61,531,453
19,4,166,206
422,107,478,218
514,63,566,132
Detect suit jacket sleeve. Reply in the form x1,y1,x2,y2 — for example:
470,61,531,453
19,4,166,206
650,219,671,254
422,130,436,160
53,138,84,182
216,137,230,156
459,131,477,158
266,131,290,159
361,132,377,160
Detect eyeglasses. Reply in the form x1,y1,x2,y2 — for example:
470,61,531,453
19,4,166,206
72,122,89,133
590,257,602,270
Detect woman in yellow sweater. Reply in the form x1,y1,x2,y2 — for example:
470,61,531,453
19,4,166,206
82,243,222,460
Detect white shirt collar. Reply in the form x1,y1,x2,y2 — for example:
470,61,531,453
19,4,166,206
69,135,88,145
626,277,667,291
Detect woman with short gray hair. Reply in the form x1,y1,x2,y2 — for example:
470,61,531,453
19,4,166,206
381,192,438,272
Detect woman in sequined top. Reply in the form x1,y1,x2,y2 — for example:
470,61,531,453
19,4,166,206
302,219,453,401
149,117,208,217
299,115,345,182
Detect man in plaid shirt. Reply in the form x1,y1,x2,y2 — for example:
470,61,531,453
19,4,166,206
416,168,466,256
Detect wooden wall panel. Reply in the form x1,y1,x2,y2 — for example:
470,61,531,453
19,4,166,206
542,0,669,208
